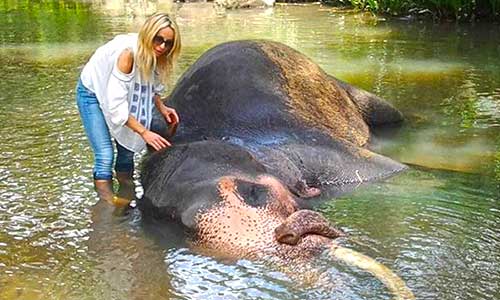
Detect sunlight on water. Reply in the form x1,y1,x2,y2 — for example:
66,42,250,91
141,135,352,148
379,126,497,173
0,1,499,300
386,59,465,78
0,43,102,64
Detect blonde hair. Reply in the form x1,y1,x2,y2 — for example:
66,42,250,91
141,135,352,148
136,12,181,86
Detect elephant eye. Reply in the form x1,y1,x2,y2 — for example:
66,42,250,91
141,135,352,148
235,179,269,208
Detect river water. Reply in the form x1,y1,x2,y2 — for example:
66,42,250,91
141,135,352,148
0,1,499,299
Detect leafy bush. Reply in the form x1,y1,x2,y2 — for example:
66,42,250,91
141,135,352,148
333,0,500,20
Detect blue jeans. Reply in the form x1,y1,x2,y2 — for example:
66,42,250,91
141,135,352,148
76,79,134,180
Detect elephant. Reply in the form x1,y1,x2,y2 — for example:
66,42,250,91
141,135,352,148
140,40,414,299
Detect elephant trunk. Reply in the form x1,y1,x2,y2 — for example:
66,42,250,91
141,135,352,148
329,244,415,300
274,210,345,245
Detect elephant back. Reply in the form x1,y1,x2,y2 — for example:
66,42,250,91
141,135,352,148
162,40,370,147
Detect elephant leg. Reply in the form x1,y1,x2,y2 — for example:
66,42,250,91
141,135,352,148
330,76,404,127
274,210,345,245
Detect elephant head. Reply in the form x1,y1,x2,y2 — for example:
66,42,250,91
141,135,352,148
193,175,345,259
140,141,414,299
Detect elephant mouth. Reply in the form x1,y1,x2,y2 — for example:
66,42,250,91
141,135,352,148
274,210,346,246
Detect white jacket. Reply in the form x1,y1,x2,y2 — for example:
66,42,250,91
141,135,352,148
80,33,164,152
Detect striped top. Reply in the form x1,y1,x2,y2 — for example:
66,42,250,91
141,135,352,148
80,33,164,153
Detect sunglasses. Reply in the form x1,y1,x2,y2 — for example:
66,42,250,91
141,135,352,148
153,35,174,49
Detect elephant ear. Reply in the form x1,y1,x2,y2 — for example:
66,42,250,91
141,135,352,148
330,76,404,128
264,141,407,208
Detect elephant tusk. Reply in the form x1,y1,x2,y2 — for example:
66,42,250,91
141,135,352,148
329,244,415,300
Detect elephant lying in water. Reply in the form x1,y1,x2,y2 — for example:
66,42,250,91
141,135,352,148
140,40,414,299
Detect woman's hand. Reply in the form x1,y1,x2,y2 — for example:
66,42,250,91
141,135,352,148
140,130,171,151
160,106,179,125
154,96,180,138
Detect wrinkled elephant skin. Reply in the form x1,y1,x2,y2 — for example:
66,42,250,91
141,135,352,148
141,40,413,299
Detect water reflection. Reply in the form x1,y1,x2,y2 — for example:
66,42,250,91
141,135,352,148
86,201,178,299
321,169,500,300
163,247,395,300
0,1,499,300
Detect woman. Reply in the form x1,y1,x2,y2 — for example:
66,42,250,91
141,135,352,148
76,13,181,206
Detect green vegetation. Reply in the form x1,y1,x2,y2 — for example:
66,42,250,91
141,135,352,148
0,0,111,44
327,0,500,21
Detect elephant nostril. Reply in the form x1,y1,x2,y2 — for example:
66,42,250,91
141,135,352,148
279,233,300,245
275,225,300,245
